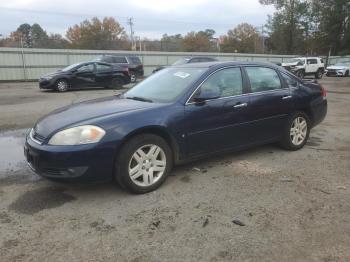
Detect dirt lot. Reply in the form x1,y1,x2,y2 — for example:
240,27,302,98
0,78,350,262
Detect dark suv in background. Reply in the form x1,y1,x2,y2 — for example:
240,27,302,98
96,55,144,82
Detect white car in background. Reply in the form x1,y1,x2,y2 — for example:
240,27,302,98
325,62,350,77
282,57,325,79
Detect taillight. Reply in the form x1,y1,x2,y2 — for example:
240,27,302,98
123,67,130,76
321,85,327,99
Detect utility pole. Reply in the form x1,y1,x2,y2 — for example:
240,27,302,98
261,25,265,54
127,17,135,51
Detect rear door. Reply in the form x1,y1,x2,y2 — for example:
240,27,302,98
95,63,113,87
184,67,251,156
244,66,293,143
73,63,96,88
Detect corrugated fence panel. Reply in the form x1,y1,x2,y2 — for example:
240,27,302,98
0,47,349,81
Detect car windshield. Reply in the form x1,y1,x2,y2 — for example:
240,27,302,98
124,67,205,103
172,58,191,65
61,63,82,71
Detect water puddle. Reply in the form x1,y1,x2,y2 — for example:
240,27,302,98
0,129,29,178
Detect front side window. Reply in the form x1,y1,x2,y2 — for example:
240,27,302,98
245,67,282,93
96,63,111,72
77,64,94,72
198,67,243,98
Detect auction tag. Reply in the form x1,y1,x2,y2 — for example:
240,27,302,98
174,72,190,78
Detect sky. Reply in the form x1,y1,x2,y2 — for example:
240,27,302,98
0,0,275,39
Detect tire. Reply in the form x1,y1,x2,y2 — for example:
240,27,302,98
56,79,69,92
296,70,304,79
345,70,349,77
109,77,123,89
130,73,137,83
115,134,173,194
315,69,323,79
280,112,310,151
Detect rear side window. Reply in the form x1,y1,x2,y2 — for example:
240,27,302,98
307,59,317,64
113,57,128,63
128,56,141,64
100,56,114,63
281,72,298,88
245,67,282,93
199,67,243,98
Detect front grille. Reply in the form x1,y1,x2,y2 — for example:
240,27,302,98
327,69,336,73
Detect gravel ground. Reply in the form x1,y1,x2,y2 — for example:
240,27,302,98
0,77,350,262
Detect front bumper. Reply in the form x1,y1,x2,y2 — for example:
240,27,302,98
326,70,345,77
24,134,116,182
39,78,56,89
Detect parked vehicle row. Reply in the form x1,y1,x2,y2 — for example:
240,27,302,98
27,61,327,193
39,62,131,92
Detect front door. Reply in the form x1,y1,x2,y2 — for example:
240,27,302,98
73,63,96,88
184,67,251,156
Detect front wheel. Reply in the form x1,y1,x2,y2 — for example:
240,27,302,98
296,70,304,79
115,134,173,194
56,79,69,92
315,69,323,79
280,112,310,150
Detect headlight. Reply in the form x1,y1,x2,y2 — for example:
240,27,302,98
48,125,106,145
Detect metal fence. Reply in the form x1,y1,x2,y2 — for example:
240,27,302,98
0,47,349,81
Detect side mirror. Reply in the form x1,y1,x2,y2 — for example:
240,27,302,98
192,88,220,103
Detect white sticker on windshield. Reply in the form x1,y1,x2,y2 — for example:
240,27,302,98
174,72,190,78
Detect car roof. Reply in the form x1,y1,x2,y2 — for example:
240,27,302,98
172,61,282,69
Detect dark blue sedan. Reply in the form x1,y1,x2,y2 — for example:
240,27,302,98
24,62,327,193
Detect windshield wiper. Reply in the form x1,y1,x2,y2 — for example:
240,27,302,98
126,96,153,103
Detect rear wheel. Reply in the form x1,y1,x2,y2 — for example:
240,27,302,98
130,73,137,83
115,134,173,194
296,70,304,79
109,77,123,89
315,69,323,79
56,79,69,92
280,112,310,150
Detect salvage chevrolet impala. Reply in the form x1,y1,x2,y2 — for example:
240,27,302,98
25,62,327,193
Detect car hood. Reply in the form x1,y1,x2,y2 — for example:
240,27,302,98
41,70,67,79
34,96,156,138
282,62,298,67
327,65,347,70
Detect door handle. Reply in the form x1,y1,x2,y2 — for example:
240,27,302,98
233,102,248,108
282,95,292,100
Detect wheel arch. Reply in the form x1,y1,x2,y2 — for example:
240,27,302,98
115,125,181,165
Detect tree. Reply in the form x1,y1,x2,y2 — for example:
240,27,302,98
181,31,211,52
220,23,259,53
161,34,183,51
259,0,309,54
11,23,32,47
311,0,350,55
31,23,49,48
66,17,129,50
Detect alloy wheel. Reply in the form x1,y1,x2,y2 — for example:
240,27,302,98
290,117,308,146
128,144,166,187
57,80,68,92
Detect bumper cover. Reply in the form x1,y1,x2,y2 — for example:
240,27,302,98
24,136,116,182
